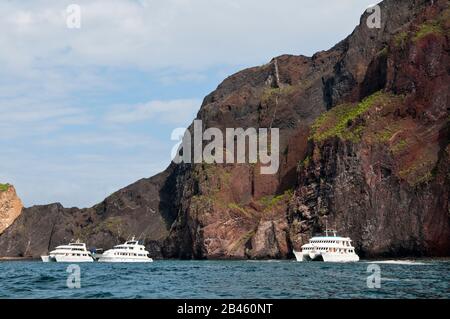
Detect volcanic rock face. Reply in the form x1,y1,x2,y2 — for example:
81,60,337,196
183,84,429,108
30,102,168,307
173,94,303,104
289,1,450,257
0,0,448,258
0,184,23,235
0,171,177,258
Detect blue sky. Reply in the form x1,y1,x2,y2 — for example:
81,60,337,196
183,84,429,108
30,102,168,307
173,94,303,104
0,0,377,208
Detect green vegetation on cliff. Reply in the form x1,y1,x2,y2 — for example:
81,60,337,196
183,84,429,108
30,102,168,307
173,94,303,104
394,31,409,48
261,85,297,105
413,7,450,43
414,21,443,42
310,91,394,143
259,189,293,211
298,156,311,170
227,202,252,218
391,139,409,155
0,183,10,192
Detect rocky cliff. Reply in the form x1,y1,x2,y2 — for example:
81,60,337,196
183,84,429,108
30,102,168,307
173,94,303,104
289,1,450,258
0,184,23,235
0,0,448,259
0,170,177,258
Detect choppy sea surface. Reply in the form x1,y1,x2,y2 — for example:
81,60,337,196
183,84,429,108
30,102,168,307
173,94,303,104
0,259,449,299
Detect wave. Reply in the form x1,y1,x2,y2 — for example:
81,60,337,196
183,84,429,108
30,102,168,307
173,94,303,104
364,260,428,265
33,274,59,283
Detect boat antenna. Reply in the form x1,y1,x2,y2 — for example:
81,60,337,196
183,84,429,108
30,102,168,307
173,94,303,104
137,231,145,244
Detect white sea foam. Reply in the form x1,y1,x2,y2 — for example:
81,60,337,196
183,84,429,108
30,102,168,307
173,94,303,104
364,260,428,265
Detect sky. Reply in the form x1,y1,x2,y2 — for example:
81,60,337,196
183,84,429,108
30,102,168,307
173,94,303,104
0,0,377,208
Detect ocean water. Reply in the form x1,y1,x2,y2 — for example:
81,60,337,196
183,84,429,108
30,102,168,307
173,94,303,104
0,259,449,299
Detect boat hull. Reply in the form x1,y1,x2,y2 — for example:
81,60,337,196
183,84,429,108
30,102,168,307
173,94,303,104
321,252,359,262
294,250,359,262
41,255,55,262
98,256,153,263
54,255,94,263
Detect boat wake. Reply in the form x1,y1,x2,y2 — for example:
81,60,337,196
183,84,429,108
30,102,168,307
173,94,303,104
364,260,428,265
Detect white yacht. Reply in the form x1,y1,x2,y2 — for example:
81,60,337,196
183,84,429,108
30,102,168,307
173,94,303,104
41,240,94,262
98,237,153,263
294,229,359,262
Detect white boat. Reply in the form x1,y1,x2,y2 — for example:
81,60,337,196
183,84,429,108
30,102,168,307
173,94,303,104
293,229,359,262
98,237,153,263
41,240,94,262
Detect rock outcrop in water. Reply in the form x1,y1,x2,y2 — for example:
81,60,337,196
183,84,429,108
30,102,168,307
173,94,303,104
0,184,23,235
0,0,448,259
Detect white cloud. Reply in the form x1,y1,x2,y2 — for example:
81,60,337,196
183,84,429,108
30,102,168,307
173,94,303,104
37,131,165,149
0,0,376,71
159,72,207,85
105,99,201,125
